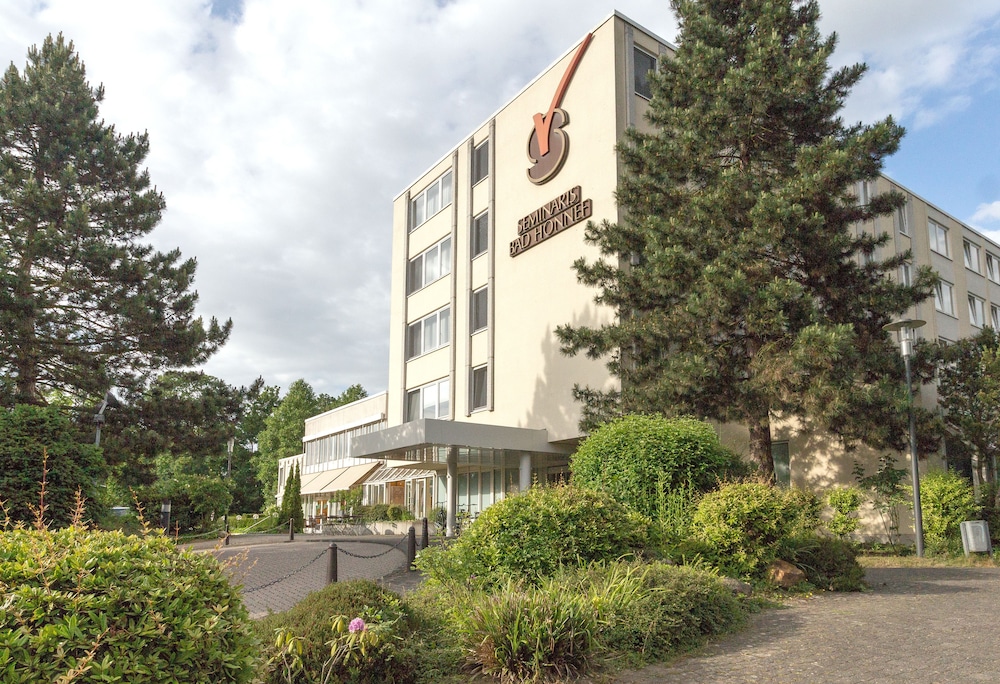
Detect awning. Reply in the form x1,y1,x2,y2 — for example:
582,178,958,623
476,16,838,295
301,462,381,496
350,418,573,465
363,463,438,485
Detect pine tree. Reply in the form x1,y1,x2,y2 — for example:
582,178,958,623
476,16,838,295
0,34,230,405
290,462,304,533
557,0,936,480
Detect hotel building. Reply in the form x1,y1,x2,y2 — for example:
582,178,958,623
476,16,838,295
277,11,1000,535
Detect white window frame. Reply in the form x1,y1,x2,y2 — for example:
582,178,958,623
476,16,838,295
633,46,657,100
992,304,1000,330
969,295,985,328
471,286,489,333
470,365,488,411
964,240,982,273
408,169,453,231
986,252,1000,284
407,236,452,294
899,262,912,287
406,306,450,360
934,280,955,316
471,210,489,259
856,180,872,207
928,220,949,257
472,140,489,186
896,199,909,236
405,378,450,421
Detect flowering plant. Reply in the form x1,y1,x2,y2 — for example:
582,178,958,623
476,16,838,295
320,603,404,683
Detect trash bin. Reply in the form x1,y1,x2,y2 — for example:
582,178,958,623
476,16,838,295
959,520,992,556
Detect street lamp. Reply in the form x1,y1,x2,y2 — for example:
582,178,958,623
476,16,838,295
93,391,119,446
224,437,235,543
883,318,926,557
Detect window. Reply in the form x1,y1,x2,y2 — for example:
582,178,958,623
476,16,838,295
987,252,1000,284
471,286,489,333
405,378,450,421
407,237,452,294
471,211,489,258
992,304,1000,330
634,47,657,99
969,295,985,327
964,240,982,273
406,307,450,359
470,365,488,411
934,280,955,316
896,200,909,235
408,170,453,231
899,262,912,287
855,180,872,207
472,140,489,185
928,220,949,257
771,442,790,488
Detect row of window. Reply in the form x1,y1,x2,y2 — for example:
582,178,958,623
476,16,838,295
933,280,1000,328
407,212,490,296
405,366,489,421
928,220,1000,284
408,140,491,233
404,286,490,361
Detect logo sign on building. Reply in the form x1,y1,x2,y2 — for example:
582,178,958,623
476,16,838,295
510,186,593,257
526,33,593,185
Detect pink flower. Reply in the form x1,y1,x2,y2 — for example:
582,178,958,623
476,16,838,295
348,618,367,633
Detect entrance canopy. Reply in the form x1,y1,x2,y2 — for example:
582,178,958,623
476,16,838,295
350,418,573,467
300,461,381,496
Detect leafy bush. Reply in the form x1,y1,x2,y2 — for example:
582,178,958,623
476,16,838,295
414,484,649,586
254,579,416,684
0,404,106,527
0,527,257,682
783,536,866,591
556,561,746,663
571,415,746,518
387,504,414,521
691,482,821,580
826,486,864,539
459,580,597,682
915,469,978,555
362,503,391,522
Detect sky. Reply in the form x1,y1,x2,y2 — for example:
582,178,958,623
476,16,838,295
2,0,999,398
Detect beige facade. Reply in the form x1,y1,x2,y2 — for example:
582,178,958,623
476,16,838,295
281,12,1000,539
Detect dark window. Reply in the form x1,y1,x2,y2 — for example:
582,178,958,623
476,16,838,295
406,389,420,422
634,47,657,99
472,141,489,185
471,286,488,333
471,366,488,410
472,211,489,258
772,442,790,487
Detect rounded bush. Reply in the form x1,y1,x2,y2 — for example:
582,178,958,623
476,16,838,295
785,536,866,592
916,469,978,555
0,527,257,682
826,486,864,539
415,484,649,585
571,415,745,518
254,579,416,684
691,482,820,579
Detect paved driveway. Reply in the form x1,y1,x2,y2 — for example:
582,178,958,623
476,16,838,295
615,566,1000,683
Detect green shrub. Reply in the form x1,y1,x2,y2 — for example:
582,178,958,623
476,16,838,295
362,503,391,522
556,561,746,663
0,527,257,682
915,469,978,555
459,580,597,683
691,482,821,580
826,486,864,539
254,580,416,684
414,484,649,586
784,536,866,591
571,415,746,519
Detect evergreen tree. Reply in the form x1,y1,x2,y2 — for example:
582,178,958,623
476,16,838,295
557,0,935,480
0,34,230,405
290,462,304,533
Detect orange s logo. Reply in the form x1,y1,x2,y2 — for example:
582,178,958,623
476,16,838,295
527,33,593,185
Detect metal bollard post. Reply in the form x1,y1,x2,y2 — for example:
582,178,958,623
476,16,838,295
289,517,294,542
327,543,338,584
224,531,230,546
407,526,416,569
421,517,429,549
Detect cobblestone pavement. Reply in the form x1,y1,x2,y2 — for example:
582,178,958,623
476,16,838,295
613,566,1000,684
207,537,414,618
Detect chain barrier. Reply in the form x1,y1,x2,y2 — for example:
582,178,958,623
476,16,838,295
242,546,330,594
336,535,410,560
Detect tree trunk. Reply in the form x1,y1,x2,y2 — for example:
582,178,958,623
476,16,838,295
748,414,775,484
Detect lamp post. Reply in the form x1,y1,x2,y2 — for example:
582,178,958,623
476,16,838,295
93,391,119,446
224,437,234,541
883,318,926,557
